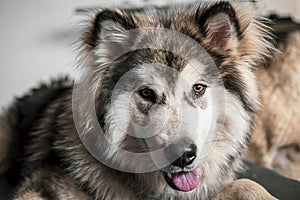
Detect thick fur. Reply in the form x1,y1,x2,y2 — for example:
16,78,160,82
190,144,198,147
248,30,300,180
0,2,275,200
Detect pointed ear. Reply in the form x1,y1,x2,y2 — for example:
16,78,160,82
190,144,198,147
198,2,242,52
83,9,135,63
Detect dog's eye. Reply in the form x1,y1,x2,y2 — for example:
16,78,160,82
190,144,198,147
139,88,157,103
193,84,207,96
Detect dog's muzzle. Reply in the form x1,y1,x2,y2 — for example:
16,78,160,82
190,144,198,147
163,142,199,192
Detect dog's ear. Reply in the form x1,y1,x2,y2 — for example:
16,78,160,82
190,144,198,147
83,9,135,63
198,2,241,53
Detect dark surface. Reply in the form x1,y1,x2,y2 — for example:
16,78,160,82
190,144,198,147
1,160,300,200
237,160,300,200
0,174,13,200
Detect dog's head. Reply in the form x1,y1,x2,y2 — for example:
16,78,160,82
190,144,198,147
73,1,272,194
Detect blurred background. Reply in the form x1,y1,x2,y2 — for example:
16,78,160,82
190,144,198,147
0,0,299,108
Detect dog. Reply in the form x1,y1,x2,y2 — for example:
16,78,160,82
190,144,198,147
0,2,276,199
248,29,300,181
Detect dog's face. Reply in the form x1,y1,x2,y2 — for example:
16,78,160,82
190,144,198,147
74,1,272,194
107,58,224,192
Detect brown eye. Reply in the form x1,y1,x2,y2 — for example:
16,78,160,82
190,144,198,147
141,89,151,97
193,84,207,95
139,88,157,103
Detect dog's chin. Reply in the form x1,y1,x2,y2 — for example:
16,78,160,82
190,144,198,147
163,169,199,192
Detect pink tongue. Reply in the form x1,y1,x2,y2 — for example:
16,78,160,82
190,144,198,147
171,170,199,192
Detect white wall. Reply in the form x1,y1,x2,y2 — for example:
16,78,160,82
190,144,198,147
0,0,99,108
261,0,300,22
0,0,299,108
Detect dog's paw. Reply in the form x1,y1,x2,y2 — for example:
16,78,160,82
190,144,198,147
212,179,277,200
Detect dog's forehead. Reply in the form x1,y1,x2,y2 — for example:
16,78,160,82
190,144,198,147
130,5,199,29
179,60,208,83
134,63,176,85
133,59,207,89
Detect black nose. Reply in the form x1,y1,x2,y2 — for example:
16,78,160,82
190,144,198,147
171,144,197,168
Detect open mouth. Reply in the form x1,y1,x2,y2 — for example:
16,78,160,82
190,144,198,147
163,169,199,192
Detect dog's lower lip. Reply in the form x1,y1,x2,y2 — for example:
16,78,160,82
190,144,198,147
167,172,172,179
163,171,180,191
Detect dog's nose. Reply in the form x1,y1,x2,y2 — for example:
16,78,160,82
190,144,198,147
171,144,197,168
